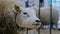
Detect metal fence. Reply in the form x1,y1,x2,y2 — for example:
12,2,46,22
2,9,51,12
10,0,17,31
25,0,52,34
25,0,60,34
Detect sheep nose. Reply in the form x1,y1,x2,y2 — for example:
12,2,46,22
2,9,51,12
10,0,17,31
35,20,40,23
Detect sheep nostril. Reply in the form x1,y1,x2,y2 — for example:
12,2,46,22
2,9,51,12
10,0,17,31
35,20,40,22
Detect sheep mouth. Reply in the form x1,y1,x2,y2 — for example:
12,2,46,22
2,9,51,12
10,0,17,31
32,24,40,26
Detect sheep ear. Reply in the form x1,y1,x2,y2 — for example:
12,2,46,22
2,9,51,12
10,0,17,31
15,5,21,13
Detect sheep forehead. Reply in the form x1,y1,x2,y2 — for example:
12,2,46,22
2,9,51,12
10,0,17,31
21,8,36,14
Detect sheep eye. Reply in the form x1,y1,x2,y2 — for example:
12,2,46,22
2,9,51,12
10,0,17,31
23,12,29,17
23,12,27,15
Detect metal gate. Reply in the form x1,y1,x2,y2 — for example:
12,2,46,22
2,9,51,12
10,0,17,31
25,0,59,34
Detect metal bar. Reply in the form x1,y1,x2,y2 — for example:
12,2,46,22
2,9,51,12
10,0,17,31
50,0,52,34
26,28,28,34
37,28,40,34
38,0,41,34
39,0,40,19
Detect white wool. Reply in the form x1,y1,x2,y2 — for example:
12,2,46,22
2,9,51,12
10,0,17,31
16,7,40,26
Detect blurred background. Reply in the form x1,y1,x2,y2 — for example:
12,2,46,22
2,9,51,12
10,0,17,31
19,0,60,34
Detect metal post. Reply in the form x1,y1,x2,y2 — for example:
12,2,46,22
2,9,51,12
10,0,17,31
37,28,40,34
50,0,52,34
26,28,28,34
38,0,41,34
